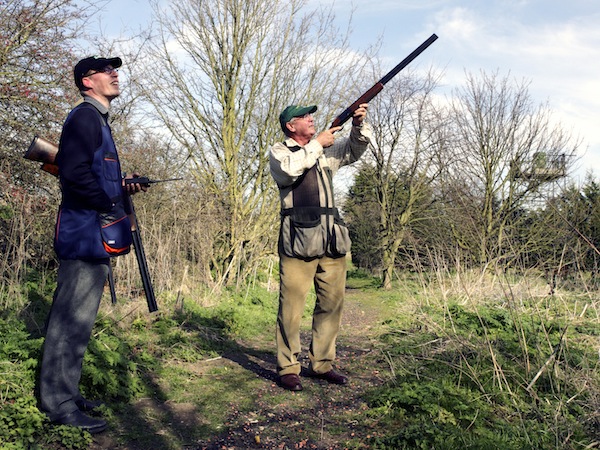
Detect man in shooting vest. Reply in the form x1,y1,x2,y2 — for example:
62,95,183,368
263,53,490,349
269,103,372,391
39,56,145,433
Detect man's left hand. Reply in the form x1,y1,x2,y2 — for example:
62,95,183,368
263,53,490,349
352,103,368,126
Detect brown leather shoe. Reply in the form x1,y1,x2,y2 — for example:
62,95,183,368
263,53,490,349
311,370,348,385
279,374,303,391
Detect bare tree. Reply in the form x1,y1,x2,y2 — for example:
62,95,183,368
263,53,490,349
0,0,94,303
1,0,89,179
444,70,580,265
133,0,369,286
356,68,447,289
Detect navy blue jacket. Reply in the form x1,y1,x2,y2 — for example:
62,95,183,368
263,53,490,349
54,98,130,260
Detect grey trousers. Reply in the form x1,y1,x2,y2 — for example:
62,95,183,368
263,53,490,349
39,259,109,421
276,254,347,376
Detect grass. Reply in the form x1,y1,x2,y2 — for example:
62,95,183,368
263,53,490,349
0,267,599,449
363,270,600,449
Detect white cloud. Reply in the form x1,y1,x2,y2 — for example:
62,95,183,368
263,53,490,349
435,7,482,41
425,4,600,180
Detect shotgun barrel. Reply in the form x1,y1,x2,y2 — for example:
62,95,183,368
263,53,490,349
125,176,183,186
331,33,438,128
126,195,158,312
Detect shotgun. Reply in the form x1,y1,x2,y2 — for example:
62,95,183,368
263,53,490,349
331,33,438,128
125,194,158,312
125,176,183,186
24,135,159,312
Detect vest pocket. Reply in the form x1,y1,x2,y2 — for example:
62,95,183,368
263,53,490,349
99,152,123,201
328,216,351,257
99,200,132,256
281,212,325,259
55,207,108,259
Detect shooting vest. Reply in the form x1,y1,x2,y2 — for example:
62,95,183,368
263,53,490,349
54,103,132,260
278,145,351,260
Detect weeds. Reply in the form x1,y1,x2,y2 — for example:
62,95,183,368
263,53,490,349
0,268,598,449
366,270,600,449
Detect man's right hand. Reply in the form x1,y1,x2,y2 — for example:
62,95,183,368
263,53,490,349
123,173,148,195
316,126,342,147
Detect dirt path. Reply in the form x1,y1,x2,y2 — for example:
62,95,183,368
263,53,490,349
197,290,388,450
92,290,390,450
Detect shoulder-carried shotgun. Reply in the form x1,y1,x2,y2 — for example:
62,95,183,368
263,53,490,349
331,33,438,128
24,135,160,313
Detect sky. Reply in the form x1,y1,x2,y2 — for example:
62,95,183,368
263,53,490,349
94,0,600,183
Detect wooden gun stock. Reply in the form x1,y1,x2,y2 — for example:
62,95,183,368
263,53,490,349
331,83,383,128
24,136,60,176
331,33,438,128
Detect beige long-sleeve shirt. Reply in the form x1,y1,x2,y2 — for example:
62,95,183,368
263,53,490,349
269,122,372,209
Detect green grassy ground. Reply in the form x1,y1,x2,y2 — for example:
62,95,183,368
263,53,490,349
1,268,599,449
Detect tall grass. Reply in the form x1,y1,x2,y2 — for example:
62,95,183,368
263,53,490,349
366,257,600,449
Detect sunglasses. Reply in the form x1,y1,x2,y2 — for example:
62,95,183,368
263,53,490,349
83,66,119,78
291,113,313,121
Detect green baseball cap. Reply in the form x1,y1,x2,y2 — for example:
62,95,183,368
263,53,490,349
279,104,318,132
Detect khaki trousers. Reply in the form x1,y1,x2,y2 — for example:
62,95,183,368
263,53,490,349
276,254,347,376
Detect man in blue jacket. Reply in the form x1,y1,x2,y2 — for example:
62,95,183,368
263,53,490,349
39,56,144,433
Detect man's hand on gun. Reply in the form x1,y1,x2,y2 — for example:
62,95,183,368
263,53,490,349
316,103,369,148
316,127,341,148
123,173,148,195
352,103,368,126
